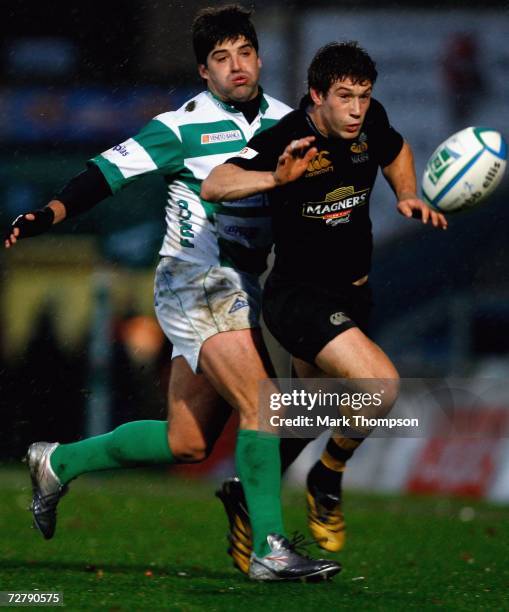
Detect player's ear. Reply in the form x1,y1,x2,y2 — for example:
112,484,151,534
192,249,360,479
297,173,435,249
257,55,262,70
198,63,209,81
309,88,323,106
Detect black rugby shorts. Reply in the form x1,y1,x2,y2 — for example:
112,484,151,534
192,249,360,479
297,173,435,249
263,272,373,365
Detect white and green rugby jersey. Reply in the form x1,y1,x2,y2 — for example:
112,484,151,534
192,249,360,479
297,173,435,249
90,90,291,273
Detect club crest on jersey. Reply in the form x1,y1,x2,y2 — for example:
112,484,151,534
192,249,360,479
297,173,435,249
201,130,242,144
350,132,368,154
350,133,369,163
302,186,370,225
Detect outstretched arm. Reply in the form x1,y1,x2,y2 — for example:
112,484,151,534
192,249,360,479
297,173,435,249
201,163,277,202
4,164,112,248
383,141,448,229
201,136,317,202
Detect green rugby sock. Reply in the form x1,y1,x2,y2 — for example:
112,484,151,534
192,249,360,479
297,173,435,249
50,420,173,485
235,429,286,557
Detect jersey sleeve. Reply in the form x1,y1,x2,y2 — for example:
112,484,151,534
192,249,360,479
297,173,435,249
88,115,184,194
226,118,292,172
368,100,404,168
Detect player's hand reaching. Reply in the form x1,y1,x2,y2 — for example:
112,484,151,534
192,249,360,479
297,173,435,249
4,208,55,248
272,136,317,186
397,197,448,230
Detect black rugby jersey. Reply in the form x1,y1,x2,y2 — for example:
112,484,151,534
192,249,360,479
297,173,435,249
227,99,403,287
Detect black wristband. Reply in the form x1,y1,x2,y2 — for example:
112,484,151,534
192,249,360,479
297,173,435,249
8,208,55,240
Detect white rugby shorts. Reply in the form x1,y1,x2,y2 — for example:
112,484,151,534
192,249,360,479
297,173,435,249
154,257,262,373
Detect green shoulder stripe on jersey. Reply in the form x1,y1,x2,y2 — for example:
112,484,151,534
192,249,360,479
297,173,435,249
89,157,132,194
179,121,247,159
256,117,280,135
218,238,269,274
133,119,183,173
259,94,269,114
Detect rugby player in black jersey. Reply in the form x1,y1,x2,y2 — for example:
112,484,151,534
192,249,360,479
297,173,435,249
202,41,448,552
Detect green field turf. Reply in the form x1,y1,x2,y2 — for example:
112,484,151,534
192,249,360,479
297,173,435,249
1,466,507,611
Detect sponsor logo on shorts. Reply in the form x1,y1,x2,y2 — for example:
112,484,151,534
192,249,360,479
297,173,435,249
229,296,249,314
302,186,370,225
201,130,242,144
305,151,334,177
330,312,349,326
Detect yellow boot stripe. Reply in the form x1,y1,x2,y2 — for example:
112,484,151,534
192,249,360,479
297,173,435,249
232,537,251,557
233,516,252,542
232,526,252,549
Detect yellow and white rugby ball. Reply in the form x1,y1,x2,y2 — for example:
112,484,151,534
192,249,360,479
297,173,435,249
422,127,507,212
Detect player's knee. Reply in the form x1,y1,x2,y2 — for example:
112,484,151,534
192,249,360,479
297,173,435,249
170,437,211,463
354,362,399,419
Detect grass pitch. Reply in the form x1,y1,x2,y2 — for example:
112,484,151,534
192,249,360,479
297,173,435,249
1,466,507,611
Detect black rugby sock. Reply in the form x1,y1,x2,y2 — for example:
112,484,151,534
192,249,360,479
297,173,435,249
307,435,363,496
308,462,344,498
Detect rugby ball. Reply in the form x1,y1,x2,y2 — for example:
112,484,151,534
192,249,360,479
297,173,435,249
422,127,507,212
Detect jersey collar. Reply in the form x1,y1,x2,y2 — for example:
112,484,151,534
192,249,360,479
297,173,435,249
305,112,327,139
208,86,269,116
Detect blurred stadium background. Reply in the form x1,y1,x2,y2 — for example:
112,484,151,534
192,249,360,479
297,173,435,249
2,0,509,567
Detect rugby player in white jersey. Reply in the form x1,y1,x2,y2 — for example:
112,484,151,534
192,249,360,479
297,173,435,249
5,5,340,582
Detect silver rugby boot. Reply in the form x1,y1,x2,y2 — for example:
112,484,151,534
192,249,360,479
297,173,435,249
26,442,67,539
249,533,341,581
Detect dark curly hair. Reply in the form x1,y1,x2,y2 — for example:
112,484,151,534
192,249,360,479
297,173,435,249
308,41,377,95
192,4,259,66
